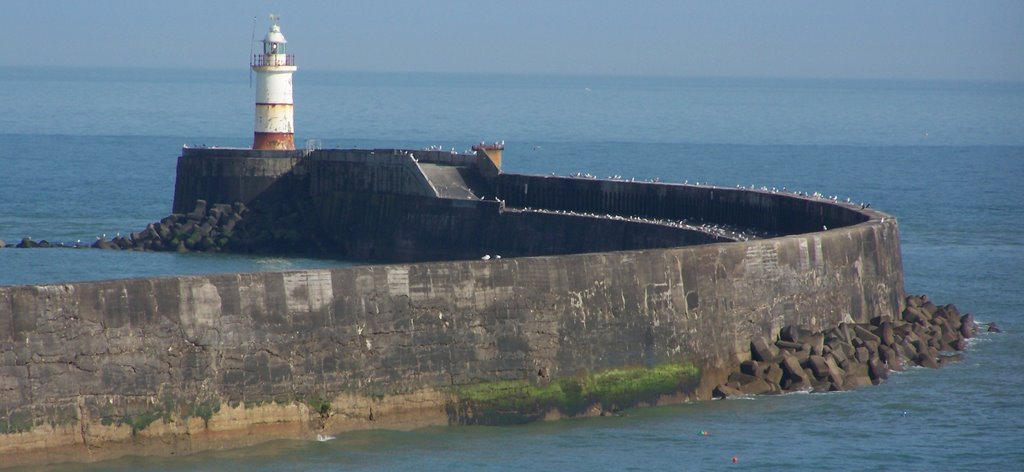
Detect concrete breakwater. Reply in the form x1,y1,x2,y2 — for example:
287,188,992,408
0,220,902,467
4,147,875,260
169,147,874,262
0,147,908,467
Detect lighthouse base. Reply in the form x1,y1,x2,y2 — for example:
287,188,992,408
253,132,295,150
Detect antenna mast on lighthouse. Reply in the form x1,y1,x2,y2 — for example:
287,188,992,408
251,14,297,150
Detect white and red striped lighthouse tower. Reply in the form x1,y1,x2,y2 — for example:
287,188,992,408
251,15,297,150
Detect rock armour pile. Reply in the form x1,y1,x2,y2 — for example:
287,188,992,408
714,294,987,398
6,200,250,253
119,199,248,252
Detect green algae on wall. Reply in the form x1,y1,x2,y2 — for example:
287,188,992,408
448,362,700,425
92,396,222,434
304,396,332,419
185,399,222,427
1,411,35,435
0,405,79,435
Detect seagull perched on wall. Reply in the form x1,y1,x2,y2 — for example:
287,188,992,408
481,255,491,260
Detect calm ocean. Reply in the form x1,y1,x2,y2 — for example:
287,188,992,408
1,67,1022,470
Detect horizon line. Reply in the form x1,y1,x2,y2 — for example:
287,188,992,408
2,64,1021,85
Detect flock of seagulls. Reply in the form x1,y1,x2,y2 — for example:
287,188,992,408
282,146,873,214
551,172,872,210
511,207,775,242
423,145,476,155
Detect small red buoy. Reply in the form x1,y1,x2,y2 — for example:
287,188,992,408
732,456,739,464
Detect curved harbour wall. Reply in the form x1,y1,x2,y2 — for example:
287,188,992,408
172,148,871,261
0,148,904,466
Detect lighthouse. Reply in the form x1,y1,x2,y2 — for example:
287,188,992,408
251,15,297,150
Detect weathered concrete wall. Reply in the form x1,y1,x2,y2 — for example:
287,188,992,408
494,173,870,235
173,149,874,265
0,147,904,466
173,148,488,213
309,192,726,262
0,214,903,466
172,148,726,262
172,148,305,213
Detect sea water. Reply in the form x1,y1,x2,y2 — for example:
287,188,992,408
1,68,1022,470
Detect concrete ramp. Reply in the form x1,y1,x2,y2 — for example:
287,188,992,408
419,163,492,200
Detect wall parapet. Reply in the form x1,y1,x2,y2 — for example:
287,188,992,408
0,146,904,467
0,211,902,466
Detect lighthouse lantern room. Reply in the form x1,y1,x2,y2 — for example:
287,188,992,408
251,15,297,150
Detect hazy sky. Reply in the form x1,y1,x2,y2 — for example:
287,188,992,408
7,0,1024,80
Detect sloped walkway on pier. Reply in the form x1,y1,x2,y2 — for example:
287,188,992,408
418,163,493,200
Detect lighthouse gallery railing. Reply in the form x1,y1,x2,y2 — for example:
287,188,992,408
251,54,295,67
